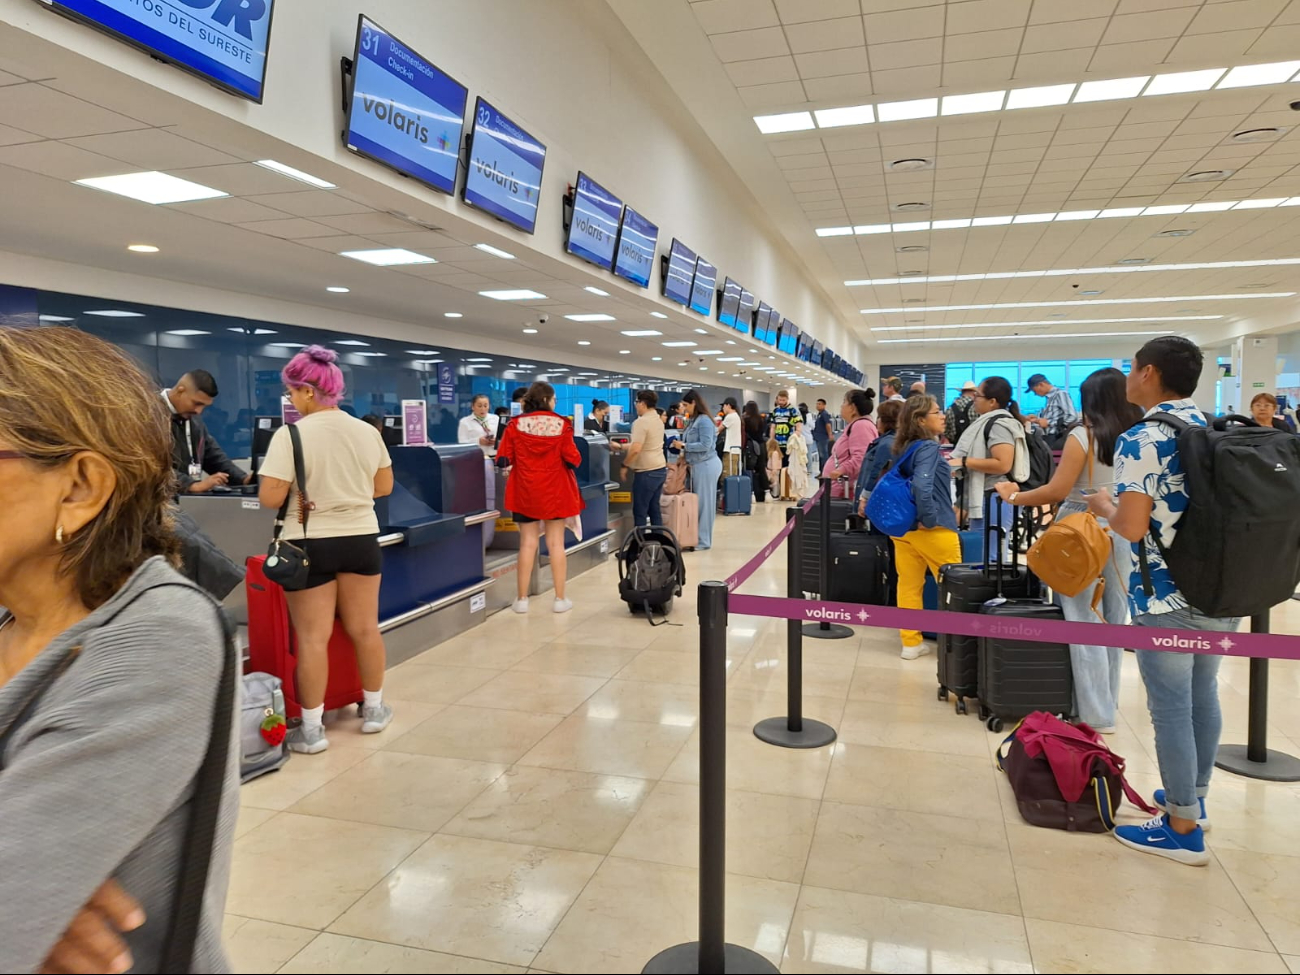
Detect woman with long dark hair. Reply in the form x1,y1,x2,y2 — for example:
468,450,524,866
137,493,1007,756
742,401,769,503
680,390,723,550
822,388,878,498
996,367,1141,732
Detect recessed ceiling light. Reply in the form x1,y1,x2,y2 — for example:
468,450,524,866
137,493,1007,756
1012,212,1055,224
816,226,855,237
718,356,744,362
814,104,875,127
326,286,350,293
1232,127,1285,143
696,350,724,356
406,349,439,355
84,309,144,317
753,111,815,134
650,311,668,319
694,328,710,334
1180,170,1232,183
479,289,546,300
860,293,1293,314
941,90,1006,115
565,313,616,322
584,286,610,296
522,327,539,334
1055,210,1101,222
253,159,336,188
127,243,159,253
466,357,492,363
652,356,663,361
1217,60,1300,89
38,314,74,322
577,340,591,345
341,248,436,266
474,243,516,259
699,366,709,371
1078,290,1104,296
74,171,227,205
413,359,444,364
663,341,697,347
354,351,388,357
166,329,210,336
619,349,631,354
1074,76,1149,102
1142,68,1226,96
271,342,307,348
621,329,662,336
1154,229,1195,238
971,215,1014,227
1233,197,1289,209
1141,204,1189,216
876,97,938,121
334,339,370,346
1005,83,1076,109
444,312,463,318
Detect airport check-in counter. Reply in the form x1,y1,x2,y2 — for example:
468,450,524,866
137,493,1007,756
177,488,267,628
607,432,634,549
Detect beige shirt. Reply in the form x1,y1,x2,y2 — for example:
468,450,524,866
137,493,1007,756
260,410,392,539
626,411,667,471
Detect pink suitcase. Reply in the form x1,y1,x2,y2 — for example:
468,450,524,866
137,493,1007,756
660,492,699,548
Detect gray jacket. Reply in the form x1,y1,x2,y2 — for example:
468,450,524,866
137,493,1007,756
0,557,236,973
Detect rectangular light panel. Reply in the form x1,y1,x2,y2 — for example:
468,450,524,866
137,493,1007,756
74,171,227,205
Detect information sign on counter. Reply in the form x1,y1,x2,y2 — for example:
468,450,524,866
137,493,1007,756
463,96,547,234
437,363,456,405
402,399,428,446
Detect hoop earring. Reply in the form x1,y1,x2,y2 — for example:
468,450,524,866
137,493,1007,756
55,525,64,545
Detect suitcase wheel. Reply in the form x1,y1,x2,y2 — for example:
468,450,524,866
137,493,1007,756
955,698,968,716
937,686,948,702
986,716,1004,733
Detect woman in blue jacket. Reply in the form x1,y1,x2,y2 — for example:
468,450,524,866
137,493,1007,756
889,395,961,660
855,399,903,521
680,390,723,550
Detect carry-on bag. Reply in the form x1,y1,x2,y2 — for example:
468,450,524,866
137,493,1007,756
723,474,752,515
789,498,857,595
663,458,689,496
826,530,891,605
617,525,686,624
659,492,699,548
241,671,290,782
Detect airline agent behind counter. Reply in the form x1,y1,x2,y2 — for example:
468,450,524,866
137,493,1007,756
162,369,250,493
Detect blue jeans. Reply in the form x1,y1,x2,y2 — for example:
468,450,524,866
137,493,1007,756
690,455,722,549
807,444,820,477
632,467,667,528
1133,605,1241,822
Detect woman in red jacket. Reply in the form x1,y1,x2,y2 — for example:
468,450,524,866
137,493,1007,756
498,381,584,614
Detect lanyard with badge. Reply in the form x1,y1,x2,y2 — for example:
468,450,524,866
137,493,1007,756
184,420,204,481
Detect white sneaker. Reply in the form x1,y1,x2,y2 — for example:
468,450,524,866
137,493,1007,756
900,643,934,661
286,723,329,754
360,702,394,734
512,598,530,614
553,597,573,614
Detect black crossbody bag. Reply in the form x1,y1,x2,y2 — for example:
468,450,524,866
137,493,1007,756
263,424,311,589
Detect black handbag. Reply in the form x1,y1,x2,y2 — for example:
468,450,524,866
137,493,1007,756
263,423,311,589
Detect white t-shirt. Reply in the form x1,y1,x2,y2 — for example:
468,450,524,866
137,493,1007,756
722,411,741,452
1065,426,1114,504
260,410,392,540
458,412,499,455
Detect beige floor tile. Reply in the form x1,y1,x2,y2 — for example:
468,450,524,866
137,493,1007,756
443,765,652,854
805,801,1020,915
380,663,502,706
1024,918,1289,974
781,885,1032,974
408,635,537,670
663,725,834,800
837,699,991,757
518,713,692,778
329,834,601,967
228,812,428,929
1007,823,1271,950
320,698,445,750
723,686,846,730
233,804,276,840
578,678,699,726
1215,849,1300,954
1286,955,1300,974
222,916,317,975
382,704,563,764
615,648,714,685
610,779,820,883
531,857,799,974
824,742,1003,822
457,671,607,714
277,933,527,973
239,743,371,812
558,614,674,649
289,751,505,832
510,642,642,678
729,646,857,700
847,660,942,705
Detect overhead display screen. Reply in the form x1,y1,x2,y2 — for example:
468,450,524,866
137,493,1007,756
717,277,741,328
613,205,657,288
689,257,716,316
764,308,780,346
810,340,823,367
735,287,755,334
753,301,770,339
463,96,547,234
779,321,799,355
566,171,622,270
46,0,276,101
663,239,696,306
344,16,467,196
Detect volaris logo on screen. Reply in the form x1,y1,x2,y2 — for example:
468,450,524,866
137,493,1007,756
359,95,434,146
471,157,533,202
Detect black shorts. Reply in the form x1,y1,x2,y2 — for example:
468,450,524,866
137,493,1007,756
281,534,382,591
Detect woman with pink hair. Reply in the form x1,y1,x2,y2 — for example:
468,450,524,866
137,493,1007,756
258,346,395,754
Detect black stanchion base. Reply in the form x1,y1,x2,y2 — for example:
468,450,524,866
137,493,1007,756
753,716,837,749
643,942,779,974
802,622,853,640
1215,743,1300,782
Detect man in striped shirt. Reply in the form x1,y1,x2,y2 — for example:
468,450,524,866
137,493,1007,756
1026,374,1077,449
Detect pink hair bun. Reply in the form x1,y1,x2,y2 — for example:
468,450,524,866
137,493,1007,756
304,345,338,365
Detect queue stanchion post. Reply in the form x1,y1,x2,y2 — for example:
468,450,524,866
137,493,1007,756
805,477,852,639
755,505,837,749
642,581,778,975
1215,611,1300,782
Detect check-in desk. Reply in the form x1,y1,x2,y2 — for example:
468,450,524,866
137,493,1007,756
606,433,634,550
177,490,267,627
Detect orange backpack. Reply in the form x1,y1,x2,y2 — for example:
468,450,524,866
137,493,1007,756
1026,433,1112,612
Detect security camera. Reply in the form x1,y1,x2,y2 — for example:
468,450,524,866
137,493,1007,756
1290,100,1300,111
538,313,550,324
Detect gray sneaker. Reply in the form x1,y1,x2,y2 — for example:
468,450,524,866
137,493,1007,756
286,723,329,754
360,702,394,734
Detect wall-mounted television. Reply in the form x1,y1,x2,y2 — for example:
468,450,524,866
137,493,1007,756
565,171,622,270
734,288,755,335
717,277,741,328
753,301,770,339
662,239,696,306
612,205,657,288
44,0,276,101
689,257,716,316
344,16,466,196
463,96,547,234
779,320,799,355
810,340,824,367
763,308,779,346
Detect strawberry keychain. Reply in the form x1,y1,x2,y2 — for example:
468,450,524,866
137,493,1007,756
260,709,287,746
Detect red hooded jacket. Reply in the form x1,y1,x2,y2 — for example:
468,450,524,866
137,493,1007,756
497,410,585,520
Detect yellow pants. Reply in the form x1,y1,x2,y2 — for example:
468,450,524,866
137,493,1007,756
893,526,962,648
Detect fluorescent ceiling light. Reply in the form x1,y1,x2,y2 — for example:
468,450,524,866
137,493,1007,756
1098,207,1145,219
932,218,972,230
1006,83,1075,109
166,329,209,336
815,226,855,237
662,341,697,347
341,248,435,266
1012,212,1055,224
584,286,610,296
334,339,369,346
1141,204,1189,215
971,215,1013,227
848,258,1300,286
1055,210,1100,221
444,312,463,318
565,313,616,322
1187,201,1235,212
38,314,74,322
941,90,1005,115
892,221,930,233
861,293,1293,314
406,349,439,354
619,350,631,354
413,359,444,364
1217,61,1300,89
754,111,815,134
74,171,227,205
1233,198,1288,209
879,330,1169,344
127,244,159,253
1073,76,1149,102
354,352,387,357
696,350,724,355
326,285,350,293
270,342,307,348
254,159,335,188
577,340,591,345
466,357,492,362
876,97,938,122
479,289,546,300
814,104,875,127
1143,68,1226,95
621,329,662,336
650,311,669,319
854,224,892,234
869,315,1222,332
474,243,516,259
652,356,663,361
522,327,538,334
84,309,144,317
717,357,745,362
694,328,709,334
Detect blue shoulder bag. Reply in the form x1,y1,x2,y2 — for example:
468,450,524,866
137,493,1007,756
865,441,923,538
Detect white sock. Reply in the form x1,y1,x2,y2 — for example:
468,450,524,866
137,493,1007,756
301,704,324,733
363,689,383,710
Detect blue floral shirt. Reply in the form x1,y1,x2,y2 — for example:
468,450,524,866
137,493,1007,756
1113,398,1206,617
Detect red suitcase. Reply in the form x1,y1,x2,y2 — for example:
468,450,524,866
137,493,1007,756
245,555,363,719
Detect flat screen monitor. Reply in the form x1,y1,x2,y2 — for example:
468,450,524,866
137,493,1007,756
663,239,696,306
810,340,823,367
463,96,547,234
796,333,812,361
689,257,716,316
752,301,770,339
565,171,622,269
779,320,799,355
344,16,467,196
612,205,657,288
717,277,741,328
735,287,755,335
46,0,276,101
764,308,779,346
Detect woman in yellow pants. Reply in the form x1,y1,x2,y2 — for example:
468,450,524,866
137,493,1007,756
888,395,961,660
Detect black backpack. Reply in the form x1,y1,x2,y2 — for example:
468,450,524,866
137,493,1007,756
617,525,686,624
1134,412,1300,618
983,416,1054,491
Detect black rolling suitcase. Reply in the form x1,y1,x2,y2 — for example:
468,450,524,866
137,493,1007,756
788,498,856,595
827,530,891,605
977,597,1073,733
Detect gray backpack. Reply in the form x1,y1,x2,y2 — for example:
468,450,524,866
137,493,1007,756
241,671,289,782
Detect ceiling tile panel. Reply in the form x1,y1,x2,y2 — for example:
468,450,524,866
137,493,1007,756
801,73,875,100
1022,17,1109,52
1186,0,1289,32
774,0,862,22
737,80,808,108
1013,48,1094,80
1166,28,1263,61
168,198,290,224
0,122,40,146
795,46,871,79
942,56,1019,87
871,64,943,93
783,16,866,52
0,141,136,181
709,26,791,62
1030,0,1120,23
66,129,239,170
947,0,1034,34
691,0,780,34
1246,22,1300,54
869,37,944,70
235,218,339,240
724,55,801,86
862,6,946,43
244,191,374,217
0,85,145,139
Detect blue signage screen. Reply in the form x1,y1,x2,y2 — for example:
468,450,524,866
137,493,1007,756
689,257,716,316
613,205,657,288
763,308,779,346
717,277,741,327
344,16,467,196
734,287,754,334
463,96,547,234
810,340,823,367
663,239,696,306
48,0,276,101
752,302,770,340
779,321,799,355
565,172,622,270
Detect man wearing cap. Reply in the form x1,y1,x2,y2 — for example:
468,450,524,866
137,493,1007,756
1025,373,1078,449
945,380,979,445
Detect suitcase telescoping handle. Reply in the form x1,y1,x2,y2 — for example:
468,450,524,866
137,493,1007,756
982,488,1023,597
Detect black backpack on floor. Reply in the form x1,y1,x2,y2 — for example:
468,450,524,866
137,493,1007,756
1135,413,1300,618
617,525,686,625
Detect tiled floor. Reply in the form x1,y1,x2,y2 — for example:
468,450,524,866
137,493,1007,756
227,501,1300,974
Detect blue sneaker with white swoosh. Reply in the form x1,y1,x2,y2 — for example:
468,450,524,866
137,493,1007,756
1114,814,1209,866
